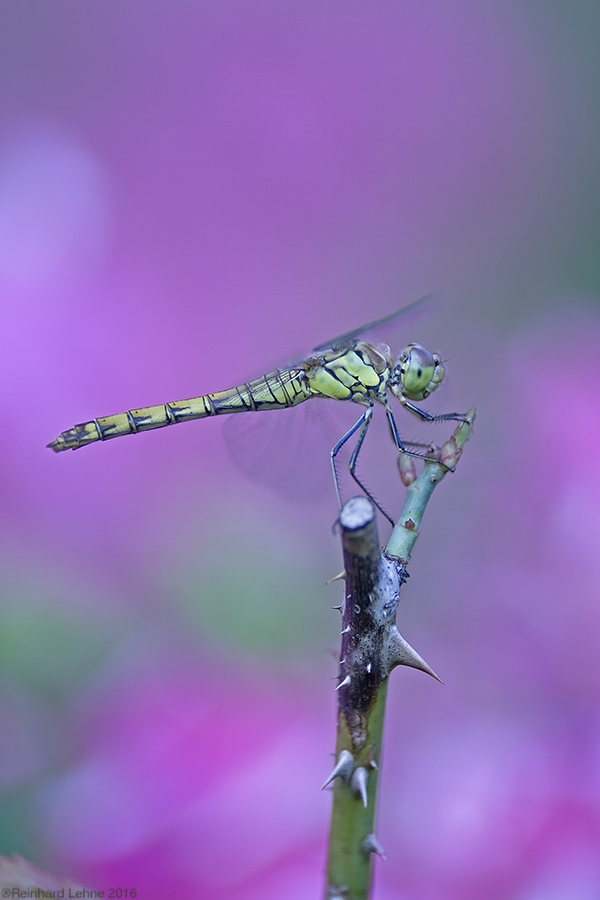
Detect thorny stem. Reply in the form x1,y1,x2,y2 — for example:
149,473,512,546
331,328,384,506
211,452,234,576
324,410,475,900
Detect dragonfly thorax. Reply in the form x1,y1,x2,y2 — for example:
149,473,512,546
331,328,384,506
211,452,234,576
390,343,445,402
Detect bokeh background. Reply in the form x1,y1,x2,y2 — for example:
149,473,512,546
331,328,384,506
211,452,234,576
0,2,599,898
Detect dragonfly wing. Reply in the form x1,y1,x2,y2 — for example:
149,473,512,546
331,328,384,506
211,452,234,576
312,294,434,352
222,398,358,500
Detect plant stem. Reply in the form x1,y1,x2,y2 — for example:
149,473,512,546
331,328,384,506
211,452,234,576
386,409,476,562
323,410,475,900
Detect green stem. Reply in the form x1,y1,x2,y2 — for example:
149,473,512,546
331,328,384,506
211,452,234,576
326,679,388,899
386,409,476,561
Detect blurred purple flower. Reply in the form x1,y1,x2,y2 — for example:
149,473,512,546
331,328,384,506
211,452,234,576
42,652,329,898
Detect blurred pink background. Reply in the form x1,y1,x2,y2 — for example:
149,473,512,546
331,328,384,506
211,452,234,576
1,1,599,898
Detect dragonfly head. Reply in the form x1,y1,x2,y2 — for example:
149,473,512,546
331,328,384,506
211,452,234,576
391,343,445,401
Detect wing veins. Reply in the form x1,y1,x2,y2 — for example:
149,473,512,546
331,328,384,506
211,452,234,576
312,294,433,352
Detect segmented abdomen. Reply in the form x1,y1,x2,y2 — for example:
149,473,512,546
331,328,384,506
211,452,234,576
47,367,311,452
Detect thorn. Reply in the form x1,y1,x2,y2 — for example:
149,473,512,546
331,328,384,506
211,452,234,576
335,675,351,691
366,662,372,674
362,833,387,861
327,570,346,584
384,627,442,682
332,604,343,611
369,760,378,771
351,766,368,808
340,625,351,635
321,749,354,789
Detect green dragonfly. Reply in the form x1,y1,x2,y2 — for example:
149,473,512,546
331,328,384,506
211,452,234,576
48,299,466,522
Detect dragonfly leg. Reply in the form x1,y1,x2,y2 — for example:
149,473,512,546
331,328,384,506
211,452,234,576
335,407,395,526
399,396,468,425
330,411,368,510
386,405,453,469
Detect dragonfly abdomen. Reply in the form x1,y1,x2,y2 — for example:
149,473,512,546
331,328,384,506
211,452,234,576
47,367,311,452
47,398,213,451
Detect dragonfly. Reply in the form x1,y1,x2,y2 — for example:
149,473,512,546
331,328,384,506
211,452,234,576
47,299,466,523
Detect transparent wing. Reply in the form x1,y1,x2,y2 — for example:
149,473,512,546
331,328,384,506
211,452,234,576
222,398,359,500
312,294,434,352
222,400,451,505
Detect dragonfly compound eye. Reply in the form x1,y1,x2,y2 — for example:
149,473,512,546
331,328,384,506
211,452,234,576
397,343,443,400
